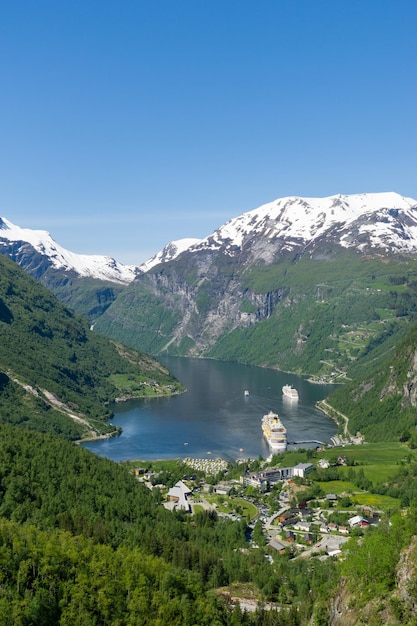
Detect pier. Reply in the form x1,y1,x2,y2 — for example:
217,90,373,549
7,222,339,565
289,440,326,447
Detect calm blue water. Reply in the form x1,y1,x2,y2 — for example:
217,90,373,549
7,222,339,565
83,357,337,461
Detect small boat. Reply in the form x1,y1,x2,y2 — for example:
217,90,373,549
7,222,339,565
282,384,299,400
244,390,250,396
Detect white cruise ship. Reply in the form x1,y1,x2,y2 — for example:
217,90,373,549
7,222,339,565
282,384,299,400
261,411,287,452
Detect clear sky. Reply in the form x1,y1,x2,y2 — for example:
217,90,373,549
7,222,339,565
1,0,416,265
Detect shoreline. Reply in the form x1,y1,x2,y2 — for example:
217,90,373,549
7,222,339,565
78,387,187,444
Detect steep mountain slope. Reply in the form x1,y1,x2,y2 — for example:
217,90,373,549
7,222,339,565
94,192,417,379
0,216,137,283
0,218,205,320
0,255,183,439
0,216,140,320
327,319,417,441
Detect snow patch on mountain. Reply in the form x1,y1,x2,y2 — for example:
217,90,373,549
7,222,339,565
139,238,202,272
0,217,138,284
193,192,417,256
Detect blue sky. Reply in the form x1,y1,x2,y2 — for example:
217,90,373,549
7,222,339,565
1,1,416,264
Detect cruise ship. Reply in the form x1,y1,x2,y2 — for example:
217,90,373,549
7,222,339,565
282,384,299,400
262,411,287,452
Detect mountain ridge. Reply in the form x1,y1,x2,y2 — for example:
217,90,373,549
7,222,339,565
93,191,417,379
3,191,417,380
183,191,417,261
2,192,417,285
0,216,138,284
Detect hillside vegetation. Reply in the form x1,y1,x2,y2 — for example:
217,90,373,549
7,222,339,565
210,250,417,378
2,251,417,622
94,248,417,383
0,255,183,439
326,319,417,442
0,424,334,625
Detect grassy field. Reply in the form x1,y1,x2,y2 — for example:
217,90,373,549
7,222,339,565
316,480,361,495
205,495,259,520
319,441,411,467
312,442,410,510
352,492,400,509
316,480,400,510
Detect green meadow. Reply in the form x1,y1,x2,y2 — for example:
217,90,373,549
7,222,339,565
205,495,259,520
316,480,360,495
352,492,400,509
319,441,411,470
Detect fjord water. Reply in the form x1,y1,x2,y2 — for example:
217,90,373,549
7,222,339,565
83,357,337,462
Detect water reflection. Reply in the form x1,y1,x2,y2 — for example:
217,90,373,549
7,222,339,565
83,357,337,461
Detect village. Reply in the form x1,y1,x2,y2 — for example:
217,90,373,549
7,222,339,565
132,450,382,560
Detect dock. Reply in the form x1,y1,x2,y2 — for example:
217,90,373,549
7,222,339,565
289,440,326,447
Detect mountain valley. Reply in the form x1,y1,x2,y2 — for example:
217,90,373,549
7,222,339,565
2,193,417,623
3,193,417,385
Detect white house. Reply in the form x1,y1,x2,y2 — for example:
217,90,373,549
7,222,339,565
164,480,192,512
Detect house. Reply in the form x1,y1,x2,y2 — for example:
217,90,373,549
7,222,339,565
164,480,192,512
285,531,296,542
214,482,233,495
326,493,338,503
269,539,286,553
294,521,311,532
348,515,370,528
318,459,330,469
339,526,349,534
304,533,314,544
362,507,380,522
278,509,299,522
328,523,338,532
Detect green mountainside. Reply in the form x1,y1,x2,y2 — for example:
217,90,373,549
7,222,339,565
0,255,183,439
94,247,417,383
51,274,125,319
326,320,417,442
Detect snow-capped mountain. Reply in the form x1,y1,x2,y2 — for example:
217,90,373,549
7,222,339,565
93,190,417,365
0,217,138,284
190,192,417,261
138,238,201,273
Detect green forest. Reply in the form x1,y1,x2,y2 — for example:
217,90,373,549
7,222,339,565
0,424,337,625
